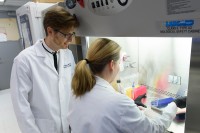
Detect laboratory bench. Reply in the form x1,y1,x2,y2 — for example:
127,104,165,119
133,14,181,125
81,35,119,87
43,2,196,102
144,89,185,133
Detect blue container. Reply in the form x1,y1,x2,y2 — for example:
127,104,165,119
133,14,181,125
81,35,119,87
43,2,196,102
151,97,174,108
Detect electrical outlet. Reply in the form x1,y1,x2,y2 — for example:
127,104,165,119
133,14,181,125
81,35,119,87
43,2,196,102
173,76,178,84
168,75,174,83
177,76,181,85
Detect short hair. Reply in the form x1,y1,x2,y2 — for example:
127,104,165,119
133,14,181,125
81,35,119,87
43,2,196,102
43,6,79,35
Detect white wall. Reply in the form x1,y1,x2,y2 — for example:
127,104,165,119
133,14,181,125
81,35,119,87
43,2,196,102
88,37,192,97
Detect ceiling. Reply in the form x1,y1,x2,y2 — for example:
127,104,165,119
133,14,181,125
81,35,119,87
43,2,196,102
0,0,30,11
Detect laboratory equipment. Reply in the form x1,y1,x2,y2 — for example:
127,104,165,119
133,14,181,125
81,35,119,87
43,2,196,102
64,0,200,132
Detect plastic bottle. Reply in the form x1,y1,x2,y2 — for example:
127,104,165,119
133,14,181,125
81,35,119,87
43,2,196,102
117,80,123,94
131,81,135,99
132,81,135,88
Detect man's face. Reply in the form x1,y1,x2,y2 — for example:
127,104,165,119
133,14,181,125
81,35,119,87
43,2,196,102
52,27,76,50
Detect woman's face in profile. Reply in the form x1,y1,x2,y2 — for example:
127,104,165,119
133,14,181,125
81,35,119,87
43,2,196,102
110,59,120,83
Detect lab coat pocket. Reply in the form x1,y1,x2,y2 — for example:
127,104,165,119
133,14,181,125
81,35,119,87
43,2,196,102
35,118,55,133
61,66,73,78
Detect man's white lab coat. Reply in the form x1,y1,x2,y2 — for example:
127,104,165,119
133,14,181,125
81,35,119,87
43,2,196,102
10,39,75,133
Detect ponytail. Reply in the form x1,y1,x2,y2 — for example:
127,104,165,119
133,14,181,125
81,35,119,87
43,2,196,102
72,38,121,97
72,60,96,97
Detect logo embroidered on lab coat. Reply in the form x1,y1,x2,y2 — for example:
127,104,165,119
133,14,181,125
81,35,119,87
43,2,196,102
64,63,71,68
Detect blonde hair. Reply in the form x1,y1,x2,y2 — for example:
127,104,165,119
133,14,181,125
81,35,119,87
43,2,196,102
72,38,121,97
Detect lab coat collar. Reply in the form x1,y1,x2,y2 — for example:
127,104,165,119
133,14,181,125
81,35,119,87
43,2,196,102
95,76,116,92
35,39,60,56
34,39,58,75
42,41,55,53
35,39,47,57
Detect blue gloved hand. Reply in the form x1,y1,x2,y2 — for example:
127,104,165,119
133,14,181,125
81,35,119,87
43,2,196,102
134,94,147,108
173,96,187,108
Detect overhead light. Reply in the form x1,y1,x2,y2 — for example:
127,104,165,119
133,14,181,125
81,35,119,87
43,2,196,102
0,0,5,2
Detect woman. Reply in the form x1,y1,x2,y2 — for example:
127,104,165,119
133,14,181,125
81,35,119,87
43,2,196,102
67,38,185,133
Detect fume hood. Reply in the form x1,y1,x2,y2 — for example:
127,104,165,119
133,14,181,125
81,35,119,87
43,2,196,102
63,0,200,133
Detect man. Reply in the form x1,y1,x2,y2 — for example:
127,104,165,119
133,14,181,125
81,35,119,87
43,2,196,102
10,6,79,133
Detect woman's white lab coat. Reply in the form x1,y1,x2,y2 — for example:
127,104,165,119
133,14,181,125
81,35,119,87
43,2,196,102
68,76,177,133
10,39,75,133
